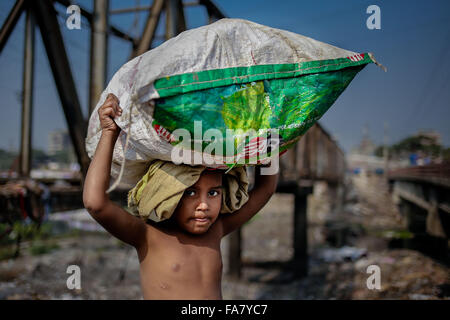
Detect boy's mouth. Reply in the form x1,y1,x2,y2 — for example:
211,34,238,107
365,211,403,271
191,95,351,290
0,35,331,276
192,217,209,224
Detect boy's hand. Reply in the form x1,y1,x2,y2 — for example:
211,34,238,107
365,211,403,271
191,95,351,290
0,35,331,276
220,165,278,237
98,93,122,134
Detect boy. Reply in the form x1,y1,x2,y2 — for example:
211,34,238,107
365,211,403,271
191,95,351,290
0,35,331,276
83,93,279,299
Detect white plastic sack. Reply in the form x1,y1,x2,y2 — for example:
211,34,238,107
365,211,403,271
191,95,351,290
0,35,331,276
85,18,381,189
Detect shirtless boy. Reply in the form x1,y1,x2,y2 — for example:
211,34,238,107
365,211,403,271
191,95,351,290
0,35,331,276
83,93,279,299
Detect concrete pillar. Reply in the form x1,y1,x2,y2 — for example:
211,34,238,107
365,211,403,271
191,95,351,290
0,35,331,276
89,0,109,116
293,189,309,277
19,7,35,177
227,228,242,279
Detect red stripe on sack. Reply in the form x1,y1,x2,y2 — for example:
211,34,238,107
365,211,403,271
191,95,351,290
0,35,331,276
243,137,267,159
347,54,365,62
154,124,175,143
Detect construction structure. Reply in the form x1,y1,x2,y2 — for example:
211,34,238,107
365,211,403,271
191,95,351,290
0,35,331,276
228,123,346,279
0,0,226,179
388,163,450,262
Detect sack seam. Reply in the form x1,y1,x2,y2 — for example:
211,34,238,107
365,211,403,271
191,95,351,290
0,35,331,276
156,59,365,91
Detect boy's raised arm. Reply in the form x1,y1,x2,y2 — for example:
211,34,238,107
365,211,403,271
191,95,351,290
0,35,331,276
220,165,279,236
83,94,147,251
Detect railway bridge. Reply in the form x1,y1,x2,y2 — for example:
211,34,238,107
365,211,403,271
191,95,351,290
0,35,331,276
388,163,450,262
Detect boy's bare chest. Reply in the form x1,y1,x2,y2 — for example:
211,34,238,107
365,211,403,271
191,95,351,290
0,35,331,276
142,225,223,280
139,227,224,299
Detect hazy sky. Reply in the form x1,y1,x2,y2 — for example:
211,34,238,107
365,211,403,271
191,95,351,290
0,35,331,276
0,0,449,153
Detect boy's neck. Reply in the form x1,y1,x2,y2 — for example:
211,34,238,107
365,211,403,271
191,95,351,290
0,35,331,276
147,218,215,238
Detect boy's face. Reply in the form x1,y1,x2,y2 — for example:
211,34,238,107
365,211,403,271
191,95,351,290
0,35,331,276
173,170,223,235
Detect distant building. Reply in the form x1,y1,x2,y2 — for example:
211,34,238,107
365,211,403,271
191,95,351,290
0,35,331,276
416,130,441,146
350,125,376,156
47,130,71,156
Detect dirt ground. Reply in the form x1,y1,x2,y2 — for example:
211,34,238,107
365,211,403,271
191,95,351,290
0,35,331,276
0,174,448,300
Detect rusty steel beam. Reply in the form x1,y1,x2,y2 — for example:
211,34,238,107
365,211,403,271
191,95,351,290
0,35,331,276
199,0,225,23
89,0,109,116
109,1,201,14
55,0,138,47
184,1,200,6
32,0,90,177
19,6,35,177
176,0,187,34
55,0,92,21
0,0,26,54
165,0,186,40
108,24,139,49
110,6,152,14
130,0,165,58
165,0,176,40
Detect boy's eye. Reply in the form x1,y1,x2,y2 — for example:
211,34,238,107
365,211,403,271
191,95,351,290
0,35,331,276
208,190,220,196
184,190,195,196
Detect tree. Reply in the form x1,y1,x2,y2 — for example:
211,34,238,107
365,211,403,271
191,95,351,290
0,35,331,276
377,133,445,162
391,134,441,158
0,149,17,170
32,149,50,168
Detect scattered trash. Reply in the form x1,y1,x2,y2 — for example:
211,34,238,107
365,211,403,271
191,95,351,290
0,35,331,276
317,246,367,263
49,209,106,233
409,293,433,300
0,176,447,300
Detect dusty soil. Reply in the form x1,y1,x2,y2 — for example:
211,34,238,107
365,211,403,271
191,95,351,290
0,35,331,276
0,174,448,300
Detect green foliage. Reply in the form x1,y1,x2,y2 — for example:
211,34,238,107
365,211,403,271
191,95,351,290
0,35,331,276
0,222,58,260
11,222,41,240
32,148,50,166
29,241,59,256
377,229,414,239
374,145,385,157
0,147,75,171
390,134,441,157
375,134,447,160
0,247,16,261
442,148,450,161
0,224,14,246
49,150,73,164
34,148,74,165
0,221,53,245
0,149,17,170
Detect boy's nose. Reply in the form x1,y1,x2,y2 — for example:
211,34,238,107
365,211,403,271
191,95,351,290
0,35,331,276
196,201,209,211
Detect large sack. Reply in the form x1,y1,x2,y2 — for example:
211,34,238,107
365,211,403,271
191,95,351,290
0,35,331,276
85,18,382,189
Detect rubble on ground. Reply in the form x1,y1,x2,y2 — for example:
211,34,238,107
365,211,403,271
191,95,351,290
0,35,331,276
0,174,448,299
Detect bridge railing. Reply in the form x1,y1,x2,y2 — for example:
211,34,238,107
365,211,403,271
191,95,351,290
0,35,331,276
279,123,346,185
388,162,450,188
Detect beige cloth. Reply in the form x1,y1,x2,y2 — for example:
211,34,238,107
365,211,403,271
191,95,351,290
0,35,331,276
128,160,249,222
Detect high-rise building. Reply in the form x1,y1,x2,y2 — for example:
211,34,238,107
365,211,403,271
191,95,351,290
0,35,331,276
47,130,71,156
